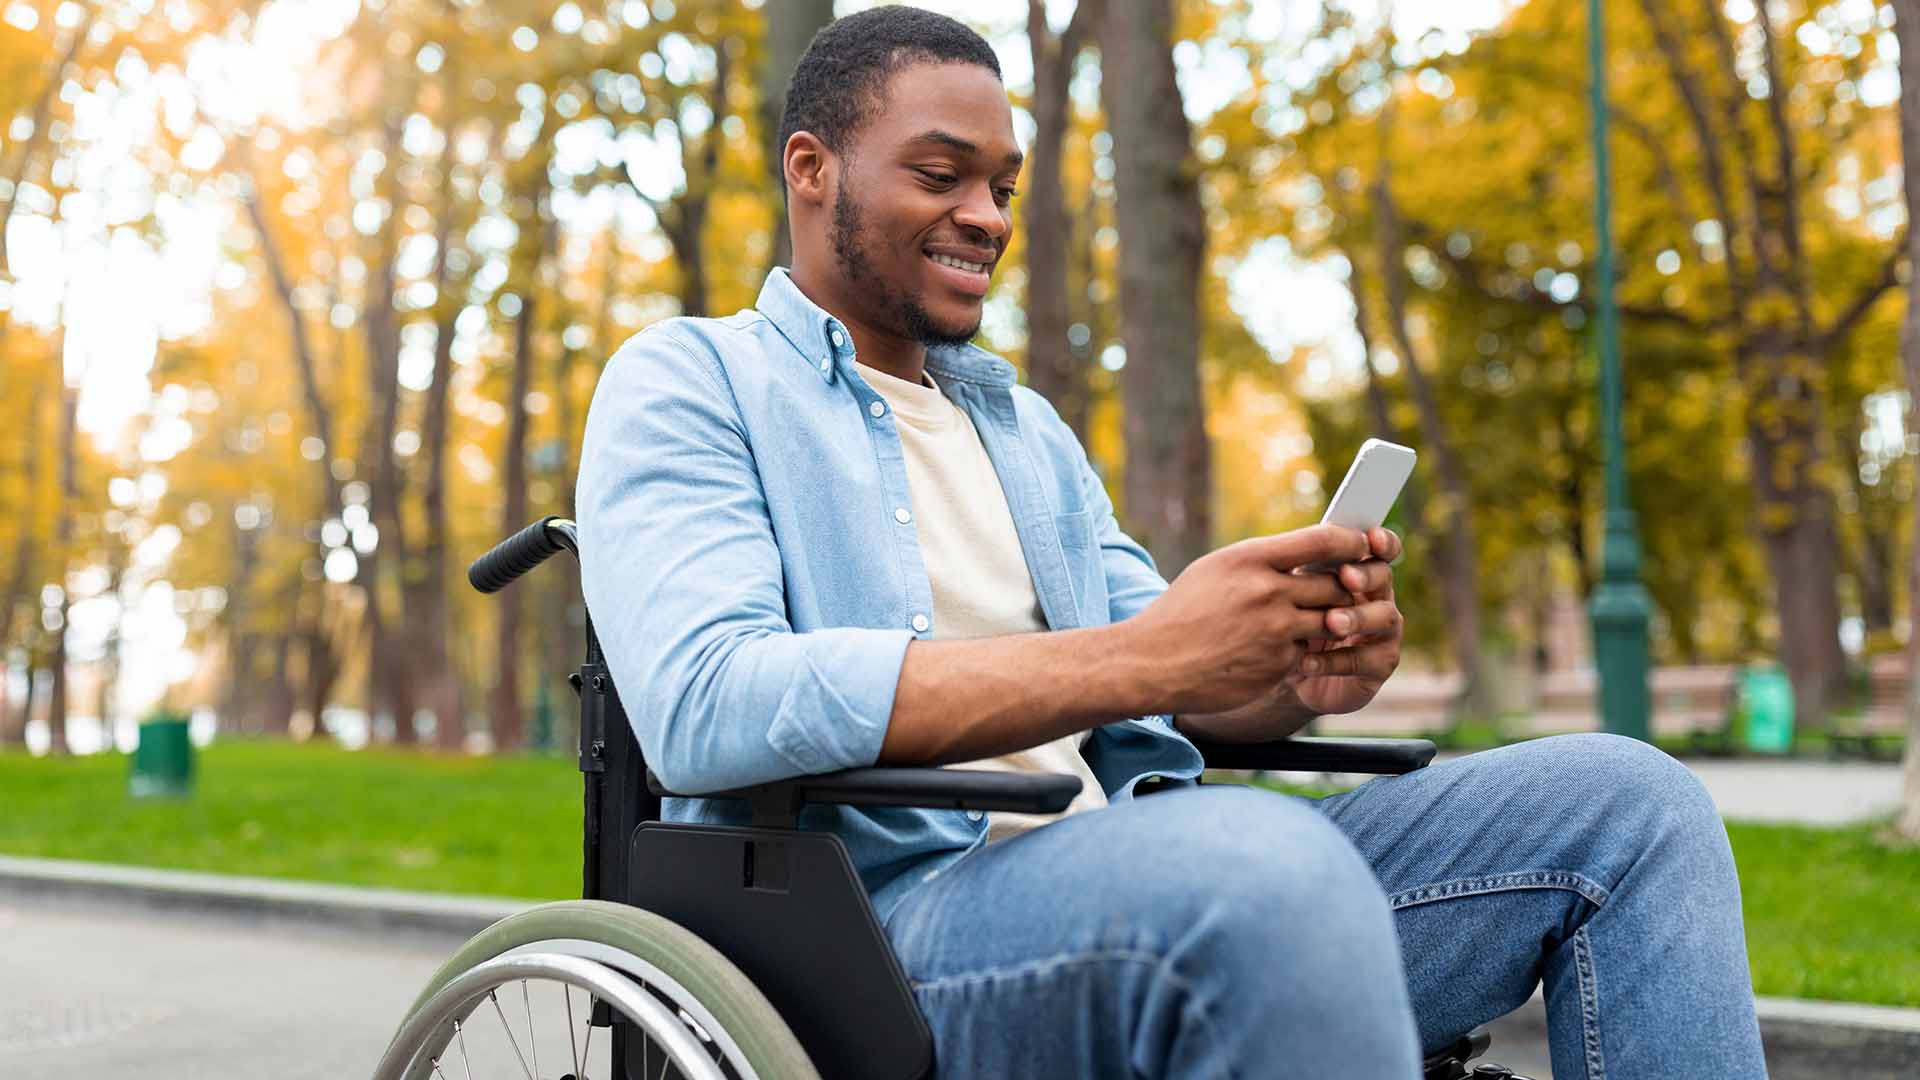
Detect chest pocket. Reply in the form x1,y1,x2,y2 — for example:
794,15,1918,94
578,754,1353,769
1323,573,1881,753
1053,509,1109,626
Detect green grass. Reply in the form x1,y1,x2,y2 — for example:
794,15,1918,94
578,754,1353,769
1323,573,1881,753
0,741,581,898
1726,820,1920,1007
4,743,1918,1006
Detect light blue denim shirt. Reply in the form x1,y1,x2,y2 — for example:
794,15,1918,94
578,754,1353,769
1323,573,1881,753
576,268,1204,920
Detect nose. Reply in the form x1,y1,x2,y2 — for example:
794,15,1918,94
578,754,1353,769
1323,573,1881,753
953,180,1010,243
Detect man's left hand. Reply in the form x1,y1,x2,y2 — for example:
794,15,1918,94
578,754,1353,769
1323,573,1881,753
1288,526,1404,716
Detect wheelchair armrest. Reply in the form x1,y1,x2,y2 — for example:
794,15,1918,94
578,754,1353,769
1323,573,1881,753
1185,734,1436,775
649,766,1082,826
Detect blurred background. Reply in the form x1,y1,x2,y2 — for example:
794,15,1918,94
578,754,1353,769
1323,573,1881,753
1,1,1916,780
3,4,1919,1060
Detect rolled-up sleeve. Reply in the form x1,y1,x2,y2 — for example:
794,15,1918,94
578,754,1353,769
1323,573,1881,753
576,328,913,793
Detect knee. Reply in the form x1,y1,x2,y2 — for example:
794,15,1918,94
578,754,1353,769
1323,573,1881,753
1530,733,1730,867
1550,732,1716,818
1126,787,1398,956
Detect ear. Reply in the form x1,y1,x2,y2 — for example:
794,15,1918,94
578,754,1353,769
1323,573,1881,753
783,130,833,210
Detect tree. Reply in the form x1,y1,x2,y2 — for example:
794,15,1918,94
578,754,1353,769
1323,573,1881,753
1100,0,1212,575
1022,0,1103,440
1893,0,1920,842
1633,0,1900,729
759,0,834,271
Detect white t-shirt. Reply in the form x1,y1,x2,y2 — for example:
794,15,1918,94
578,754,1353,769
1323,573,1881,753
859,360,1109,842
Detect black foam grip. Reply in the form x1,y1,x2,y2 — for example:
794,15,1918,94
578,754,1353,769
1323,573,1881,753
1186,735,1437,775
469,515,566,594
651,766,1084,814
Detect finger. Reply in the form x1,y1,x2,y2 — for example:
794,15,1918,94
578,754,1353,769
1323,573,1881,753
1368,527,1403,563
1299,640,1398,680
1338,560,1393,597
1323,599,1402,640
1242,524,1370,574
1282,571,1358,609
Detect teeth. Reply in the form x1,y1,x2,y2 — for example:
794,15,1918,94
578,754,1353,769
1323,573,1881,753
930,252,986,274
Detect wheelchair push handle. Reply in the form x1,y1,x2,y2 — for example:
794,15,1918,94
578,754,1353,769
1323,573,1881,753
469,516,579,594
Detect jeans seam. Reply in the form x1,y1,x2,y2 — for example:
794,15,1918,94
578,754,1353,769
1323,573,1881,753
1573,925,1606,1079
1385,870,1612,911
910,948,1240,1080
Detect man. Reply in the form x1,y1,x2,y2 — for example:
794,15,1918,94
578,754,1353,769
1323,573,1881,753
577,6,1766,1076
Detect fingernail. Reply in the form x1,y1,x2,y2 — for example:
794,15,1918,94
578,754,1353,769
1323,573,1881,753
1329,612,1351,633
1301,657,1322,674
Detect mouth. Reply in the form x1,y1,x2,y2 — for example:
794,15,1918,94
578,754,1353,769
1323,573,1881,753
924,249,994,298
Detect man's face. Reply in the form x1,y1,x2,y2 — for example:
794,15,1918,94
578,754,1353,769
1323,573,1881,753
828,61,1022,347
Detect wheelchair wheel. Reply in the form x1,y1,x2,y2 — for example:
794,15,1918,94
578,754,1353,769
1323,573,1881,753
375,900,819,1080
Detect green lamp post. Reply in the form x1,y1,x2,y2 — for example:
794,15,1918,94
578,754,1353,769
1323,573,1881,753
1586,0,1653,742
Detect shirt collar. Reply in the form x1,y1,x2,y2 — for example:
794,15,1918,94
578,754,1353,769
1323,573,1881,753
754,267,1016,389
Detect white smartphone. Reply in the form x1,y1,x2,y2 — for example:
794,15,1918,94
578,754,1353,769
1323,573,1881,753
1303,438,1417,571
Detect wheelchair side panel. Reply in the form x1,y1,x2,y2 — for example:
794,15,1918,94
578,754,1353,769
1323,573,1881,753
630,822,934,1080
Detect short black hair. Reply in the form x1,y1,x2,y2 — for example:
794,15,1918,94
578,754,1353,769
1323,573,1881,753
777,5,1002,168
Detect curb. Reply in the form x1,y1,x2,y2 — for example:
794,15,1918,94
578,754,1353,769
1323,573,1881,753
0,854,531,938
1489,989,1920,1077
5,854,1919,1059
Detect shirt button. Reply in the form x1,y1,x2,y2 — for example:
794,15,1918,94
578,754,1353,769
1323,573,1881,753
911,613,930,633
966,809,985,822
894,507,912,524
869,400,886,418
830,330,845,348
818,357,830,372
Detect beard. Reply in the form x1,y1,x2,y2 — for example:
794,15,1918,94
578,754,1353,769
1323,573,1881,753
831,175,980,348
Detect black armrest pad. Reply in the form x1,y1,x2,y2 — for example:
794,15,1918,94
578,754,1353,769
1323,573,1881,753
1186,735,1436,775
650,766,1083,814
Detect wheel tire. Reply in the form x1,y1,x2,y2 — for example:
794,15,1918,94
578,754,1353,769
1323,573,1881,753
394,899,819,1080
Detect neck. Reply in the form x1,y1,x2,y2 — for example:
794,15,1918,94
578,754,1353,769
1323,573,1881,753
787,255,927,385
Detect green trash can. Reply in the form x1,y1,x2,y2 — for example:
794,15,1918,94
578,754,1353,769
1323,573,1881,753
1738,665,1795,755
130,715,194,799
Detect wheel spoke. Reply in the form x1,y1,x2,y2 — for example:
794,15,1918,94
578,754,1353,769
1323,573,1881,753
488,990,538,1080
521,980,540,1080
454,1018,475,1080
565,984,581,1078
430,1057,451,1080
580,999,596,1069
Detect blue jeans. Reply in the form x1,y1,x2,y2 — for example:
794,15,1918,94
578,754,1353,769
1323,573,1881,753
882,734,1766,1078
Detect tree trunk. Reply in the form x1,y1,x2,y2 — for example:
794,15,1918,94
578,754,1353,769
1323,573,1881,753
1892,0,1920,841
759,0,834,271
300,587,342,736
1834,406,1896,637
414,130,468,750
1100,0,1212,576
0,375,44,746
219,512,263,734
492,183,556,752
1742,335,1848,731
1022,0,1102,440
46,340,76,755
1371,161,1492,720
359,108,416,743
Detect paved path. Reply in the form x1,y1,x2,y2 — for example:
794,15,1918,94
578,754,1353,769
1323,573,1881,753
1288,751,1907,826
1,888,458,1078
1681,758,1906,825
4,867,1916,1078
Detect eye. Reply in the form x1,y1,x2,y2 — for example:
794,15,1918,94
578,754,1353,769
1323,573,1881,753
914,168,957,186
994,186,1018,205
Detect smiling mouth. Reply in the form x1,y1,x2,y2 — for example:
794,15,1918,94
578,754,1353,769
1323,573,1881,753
928,251,990,274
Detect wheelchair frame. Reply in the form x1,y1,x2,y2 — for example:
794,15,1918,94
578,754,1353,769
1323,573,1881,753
462,515,1509,1080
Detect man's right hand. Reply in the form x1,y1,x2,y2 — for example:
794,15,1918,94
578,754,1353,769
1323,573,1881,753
1119,524,1373,716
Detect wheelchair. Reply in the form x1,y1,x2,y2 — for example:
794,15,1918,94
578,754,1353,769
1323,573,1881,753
371,517,1533,1080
